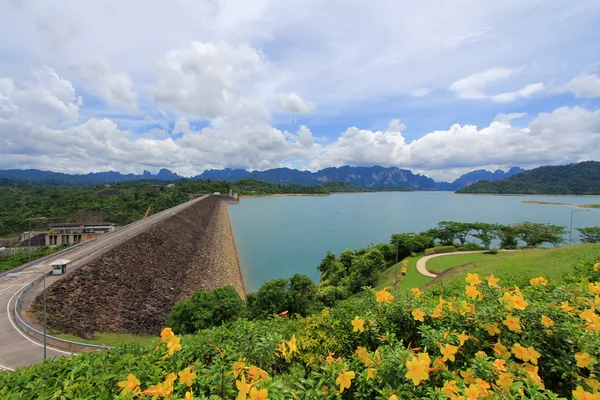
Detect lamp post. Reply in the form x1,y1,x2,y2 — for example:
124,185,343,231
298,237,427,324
394,240,400,290
8,270,47,359
570,209,590,243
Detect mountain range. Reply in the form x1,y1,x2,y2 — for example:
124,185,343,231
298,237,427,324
0,166,525,191
457,161,600,195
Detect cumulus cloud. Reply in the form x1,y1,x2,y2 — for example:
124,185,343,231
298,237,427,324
0,67,81,127
278,92,315,113
450,67,544,102
150,41,269,120
78,58,139,111
562,73,600,98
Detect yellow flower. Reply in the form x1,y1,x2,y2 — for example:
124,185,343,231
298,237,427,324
590,282,600,295
389,396,399,400
492,340,511,359
464,384,481,400
512,343,541,365
335,371,355,393
366,368,377,381
459,301,475,316
412,288,423,297
503,292,528,310
460,368,476,384
288,335,298,353
178,367,197,387
440,343,459,362
561,301,574,313
595,263,600,271
185,390,194,400
233,360,246,376
166,336,182,357
541,315,554,328
576,352,597,369
117,374,141,395
142,383,169,398
465,273,482,285
355,346,367,360
482,323,500,336
412,308,426,322
404,354,430,385
475,378,490,396
236,375,250,400
502,315,522,333
573,386,599,400
487,274,500,288
581,308,598,322
442,380,460,397
465,285,482,300
160,327,175,342
431,304,444,319
457,332,469,347
492,359,506,372
530,277,548,286
585,378,600,392
248,387,268,400
247,366,269,381
351,316,365,333
496,373,513,391
375,290,394,303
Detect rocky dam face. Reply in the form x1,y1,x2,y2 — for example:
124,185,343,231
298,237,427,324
33,196,244,337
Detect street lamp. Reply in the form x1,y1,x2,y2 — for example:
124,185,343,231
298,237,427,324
28,217,46,263
570,209,590,243
8,270,47,359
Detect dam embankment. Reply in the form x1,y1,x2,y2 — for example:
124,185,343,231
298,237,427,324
32,196,244,337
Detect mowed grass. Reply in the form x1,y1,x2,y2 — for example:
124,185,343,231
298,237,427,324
377,253,432,290
431,243,600,286
425,253,499,273
54,332,157,348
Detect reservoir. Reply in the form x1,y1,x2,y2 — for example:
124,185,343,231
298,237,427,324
228,192,600,291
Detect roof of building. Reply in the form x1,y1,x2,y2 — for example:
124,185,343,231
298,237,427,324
50,259,71,266
49,223,115,228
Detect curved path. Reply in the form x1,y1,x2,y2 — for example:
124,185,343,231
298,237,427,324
416,250,501,278
0,196,208,370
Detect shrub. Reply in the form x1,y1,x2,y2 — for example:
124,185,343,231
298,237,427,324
167,285,245,334
424,245,456,256
248,274,318,319
458,242,484,251
485,247,499,254
410,252,417,257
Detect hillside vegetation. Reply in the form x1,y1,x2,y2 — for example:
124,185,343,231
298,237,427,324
457,161,600,194
2,249,599,399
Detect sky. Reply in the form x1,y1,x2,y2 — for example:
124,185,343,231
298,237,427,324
1,1,600,181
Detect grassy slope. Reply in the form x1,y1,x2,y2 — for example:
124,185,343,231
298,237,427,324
425,253,499,273
376,253,432,290
54,332,157,348
430,244,600,285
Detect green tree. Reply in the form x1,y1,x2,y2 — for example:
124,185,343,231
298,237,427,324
390,233,434,260
575,227,600,243
248,274,318,319
516,222,566,247
471,223,497,249
167,285,245,334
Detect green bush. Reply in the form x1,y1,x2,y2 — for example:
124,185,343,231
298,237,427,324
458,242,484,251
167,285,245,334
424,245,456,256
248,274,318,319
485,247,499,254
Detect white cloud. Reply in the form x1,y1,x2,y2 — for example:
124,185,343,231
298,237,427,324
410,88,430,97
450,67,544,102
150,41,269,120
0,67,81,127
78,59,138,111
562,73,600,98
278,92,315,113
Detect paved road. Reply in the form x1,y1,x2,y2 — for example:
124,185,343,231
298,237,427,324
0,195,208,370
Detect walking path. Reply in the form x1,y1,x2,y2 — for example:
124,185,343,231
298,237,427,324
416,250,503,278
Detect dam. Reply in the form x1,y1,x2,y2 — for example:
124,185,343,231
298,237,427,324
31,196,243,337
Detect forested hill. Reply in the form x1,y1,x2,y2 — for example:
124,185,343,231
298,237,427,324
456,161,600,195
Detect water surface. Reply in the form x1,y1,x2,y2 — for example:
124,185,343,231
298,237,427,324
228,192,600,291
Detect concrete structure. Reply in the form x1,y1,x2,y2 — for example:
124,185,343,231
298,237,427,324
46,223,116,246
50,259,70,275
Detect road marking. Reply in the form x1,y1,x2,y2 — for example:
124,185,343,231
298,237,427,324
0,285,14,295
0,363,14,371
6,282,74,356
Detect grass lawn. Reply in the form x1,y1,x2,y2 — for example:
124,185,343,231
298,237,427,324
425,253,499,273
54,332,157,348
431,243,600,286
376,253,433,291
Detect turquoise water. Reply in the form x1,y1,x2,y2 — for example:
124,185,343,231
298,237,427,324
228,192,600,291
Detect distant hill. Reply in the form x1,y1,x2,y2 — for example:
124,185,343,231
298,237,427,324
0,165,523,191
457,161,600,195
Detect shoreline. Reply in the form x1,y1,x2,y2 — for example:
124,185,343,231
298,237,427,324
521,200,599,208
218,199,246,297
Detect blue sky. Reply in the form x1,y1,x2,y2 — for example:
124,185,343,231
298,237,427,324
0,0,600,180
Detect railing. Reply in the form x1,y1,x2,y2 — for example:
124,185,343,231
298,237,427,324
12,273,113,353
